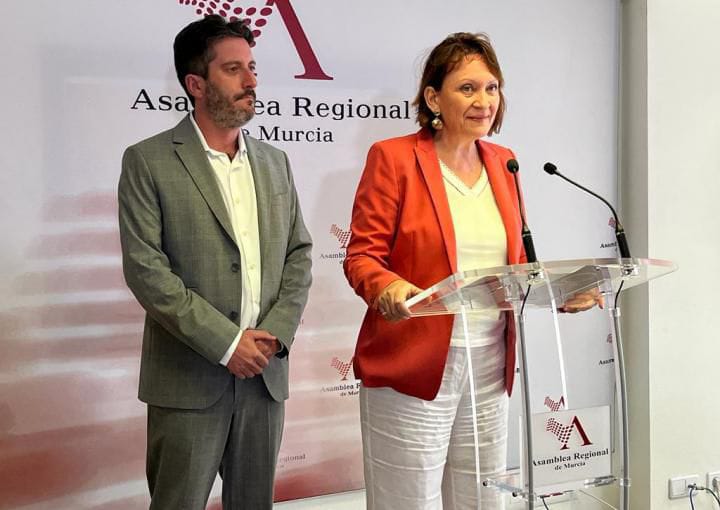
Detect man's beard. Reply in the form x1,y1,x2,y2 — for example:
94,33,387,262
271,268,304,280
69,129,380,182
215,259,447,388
205,80,255,129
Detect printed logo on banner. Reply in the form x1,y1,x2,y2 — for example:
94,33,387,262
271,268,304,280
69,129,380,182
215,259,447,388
599,333,615,366
544,395,565,412
330,224,350,249
134,4,411,142
545,416,592,450
600,216,618,250
178,0,333,80
331,356,352,381
321,356,359,397
530,406,611,488
319,224,349,264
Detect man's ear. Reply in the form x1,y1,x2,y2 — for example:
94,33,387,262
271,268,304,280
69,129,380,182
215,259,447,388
184,74,205,102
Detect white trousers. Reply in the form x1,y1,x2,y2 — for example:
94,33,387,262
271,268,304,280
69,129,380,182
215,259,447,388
360,342,509,510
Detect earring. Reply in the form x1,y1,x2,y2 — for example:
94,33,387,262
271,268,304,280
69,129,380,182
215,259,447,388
431,111,443,130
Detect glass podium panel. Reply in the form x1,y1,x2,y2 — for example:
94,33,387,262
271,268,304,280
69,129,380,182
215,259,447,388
404,258,677,509
516,304,616,496
406,258,676,316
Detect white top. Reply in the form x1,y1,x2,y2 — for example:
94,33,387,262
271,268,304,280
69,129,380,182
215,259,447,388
190,114,261,365
440,159,507,347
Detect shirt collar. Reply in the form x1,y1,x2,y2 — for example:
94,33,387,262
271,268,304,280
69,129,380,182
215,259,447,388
189,112,247,158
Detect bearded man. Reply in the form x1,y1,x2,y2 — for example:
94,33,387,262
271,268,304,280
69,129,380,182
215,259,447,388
118,14,312,510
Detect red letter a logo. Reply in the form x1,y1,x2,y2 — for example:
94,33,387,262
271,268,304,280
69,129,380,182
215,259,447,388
271,0,333,80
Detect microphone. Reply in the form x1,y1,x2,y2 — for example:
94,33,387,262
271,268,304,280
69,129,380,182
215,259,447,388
506,158,538,263
543,162,631,259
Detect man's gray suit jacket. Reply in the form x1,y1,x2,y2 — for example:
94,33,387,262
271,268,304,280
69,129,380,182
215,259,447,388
118,114,312,409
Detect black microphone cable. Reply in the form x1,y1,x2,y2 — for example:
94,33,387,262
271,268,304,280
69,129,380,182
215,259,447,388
688,483,720,508
543,162,631,259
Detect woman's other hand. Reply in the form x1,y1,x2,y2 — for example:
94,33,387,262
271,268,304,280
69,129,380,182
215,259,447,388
376,280,422,321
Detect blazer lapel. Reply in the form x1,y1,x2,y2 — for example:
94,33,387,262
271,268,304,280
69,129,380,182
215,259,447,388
414,129,457,273
478,140,522,263
173,115,237,247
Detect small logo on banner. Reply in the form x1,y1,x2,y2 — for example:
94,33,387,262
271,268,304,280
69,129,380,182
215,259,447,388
331,356,352,381
599,334,615,366
321,355,358,396
545,416,593,450
601,216,618,250
178,0,333,80
330,224,350,249
544,395,565,412
320,224,349,264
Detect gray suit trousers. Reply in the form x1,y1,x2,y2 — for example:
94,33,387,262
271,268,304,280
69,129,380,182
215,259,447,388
147,376,284,510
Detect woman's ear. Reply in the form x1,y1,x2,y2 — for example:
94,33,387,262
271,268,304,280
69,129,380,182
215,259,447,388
424,86,439,112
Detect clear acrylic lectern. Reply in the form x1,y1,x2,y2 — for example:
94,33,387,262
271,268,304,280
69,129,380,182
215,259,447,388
405,258,677,509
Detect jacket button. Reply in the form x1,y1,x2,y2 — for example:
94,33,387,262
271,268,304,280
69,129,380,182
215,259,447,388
231,263,240,272
229,311,238,320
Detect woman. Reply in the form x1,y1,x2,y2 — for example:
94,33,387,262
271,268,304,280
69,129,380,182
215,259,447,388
344,32,520,509
344,32,599,509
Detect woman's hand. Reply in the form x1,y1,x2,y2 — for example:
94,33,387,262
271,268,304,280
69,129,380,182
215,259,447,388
375,280,422,322
559,287,604,313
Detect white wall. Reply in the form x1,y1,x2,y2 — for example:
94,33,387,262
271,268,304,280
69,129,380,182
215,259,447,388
622,0,720,509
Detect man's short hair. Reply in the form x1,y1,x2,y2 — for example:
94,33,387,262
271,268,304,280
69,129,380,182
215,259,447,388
174,14,254,105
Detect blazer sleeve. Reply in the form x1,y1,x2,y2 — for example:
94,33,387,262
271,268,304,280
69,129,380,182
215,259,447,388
255,152,313,355
343,142,405,307
118,145,239,364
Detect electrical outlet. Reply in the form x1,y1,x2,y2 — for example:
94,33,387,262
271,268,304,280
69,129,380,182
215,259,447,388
707,471,720,493
668,475,700,499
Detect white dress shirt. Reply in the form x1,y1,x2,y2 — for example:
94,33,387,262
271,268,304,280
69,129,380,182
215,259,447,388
189,114,261,365
440,159,507,347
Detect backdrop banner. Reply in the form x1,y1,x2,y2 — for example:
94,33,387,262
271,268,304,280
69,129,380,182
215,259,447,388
0,1,619,507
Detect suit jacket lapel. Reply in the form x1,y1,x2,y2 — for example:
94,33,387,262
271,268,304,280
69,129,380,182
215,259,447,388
172,115,238,247
414,129,457,273
479,139,522,262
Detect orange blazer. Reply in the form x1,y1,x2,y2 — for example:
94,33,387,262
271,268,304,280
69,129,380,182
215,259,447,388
344,128,527,401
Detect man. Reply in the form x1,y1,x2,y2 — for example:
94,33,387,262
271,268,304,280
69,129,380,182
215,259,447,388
118,15,312,509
